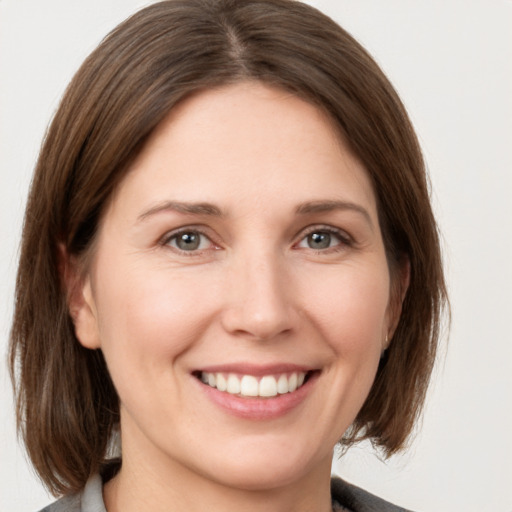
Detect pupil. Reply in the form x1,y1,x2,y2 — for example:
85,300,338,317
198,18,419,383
177,232,200,250
309,232,330,249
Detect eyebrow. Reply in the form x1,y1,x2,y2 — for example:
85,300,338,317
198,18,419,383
295,200,374,229
137,200,224,222
137,198,373,228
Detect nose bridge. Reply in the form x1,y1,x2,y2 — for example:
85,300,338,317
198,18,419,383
222,245,295,340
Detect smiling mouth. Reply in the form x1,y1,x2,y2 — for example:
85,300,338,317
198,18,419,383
194,370,315,398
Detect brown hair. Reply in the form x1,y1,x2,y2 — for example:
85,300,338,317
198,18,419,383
9,0,448,496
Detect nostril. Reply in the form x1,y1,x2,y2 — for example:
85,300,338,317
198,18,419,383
220,272,297,340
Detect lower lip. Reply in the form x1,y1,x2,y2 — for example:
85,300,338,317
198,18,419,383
195,373,318,420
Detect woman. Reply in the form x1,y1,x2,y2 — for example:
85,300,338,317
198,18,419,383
9,1,447,511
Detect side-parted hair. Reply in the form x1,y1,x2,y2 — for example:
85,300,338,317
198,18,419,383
9,0,448,496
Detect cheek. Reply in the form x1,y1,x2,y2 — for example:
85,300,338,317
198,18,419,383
92,263,216,372
288,263,391,441
303,263,391,356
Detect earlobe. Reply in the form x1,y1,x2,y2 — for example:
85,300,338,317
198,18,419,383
58,243,101,349
385,255,411,346
72,277,102,349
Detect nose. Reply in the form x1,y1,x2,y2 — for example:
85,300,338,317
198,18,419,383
220,252,297,341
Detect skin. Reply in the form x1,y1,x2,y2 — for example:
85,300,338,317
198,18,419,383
71,82,406,512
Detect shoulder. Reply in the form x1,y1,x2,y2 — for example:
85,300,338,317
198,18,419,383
38,493,81,512
331,477,413,512
37,473,106,512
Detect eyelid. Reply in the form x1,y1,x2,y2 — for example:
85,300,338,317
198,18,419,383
159,225,220,254
294,224,354,250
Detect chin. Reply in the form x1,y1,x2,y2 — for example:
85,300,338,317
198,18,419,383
193,441,328,492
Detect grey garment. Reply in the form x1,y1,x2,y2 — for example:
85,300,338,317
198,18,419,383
331,478,412,512
39,474,106,512
38,474,411,512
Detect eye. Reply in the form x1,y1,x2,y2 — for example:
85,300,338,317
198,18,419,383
296,227,351,251
164,230,213,252
304,232,336,250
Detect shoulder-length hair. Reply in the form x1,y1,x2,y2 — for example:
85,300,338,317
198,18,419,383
10,0,448,496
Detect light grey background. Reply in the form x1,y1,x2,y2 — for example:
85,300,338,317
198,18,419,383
1,1,511,510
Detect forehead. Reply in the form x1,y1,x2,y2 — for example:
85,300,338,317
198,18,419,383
109,81,377,218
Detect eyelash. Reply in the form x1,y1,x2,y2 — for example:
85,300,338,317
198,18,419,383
294,225,354,253
159,225,354,256
159,227,219,256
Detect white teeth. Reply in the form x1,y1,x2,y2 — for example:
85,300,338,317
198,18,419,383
200,371,308,397
216,373,227,392
240,375,259,396
259,375,278,397
227,374,241,394
288,373,298,392
277,374,289,394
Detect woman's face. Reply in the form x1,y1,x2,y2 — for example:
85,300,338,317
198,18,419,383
74,82,397,491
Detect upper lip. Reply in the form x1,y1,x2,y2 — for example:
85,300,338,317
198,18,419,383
195,363,316,376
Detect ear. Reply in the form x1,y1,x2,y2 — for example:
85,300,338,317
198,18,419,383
58,243,101,349
384,255,410,349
